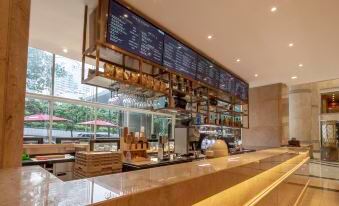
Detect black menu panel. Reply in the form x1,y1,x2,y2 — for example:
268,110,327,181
163,35,197,78
106,0,249,96
219,69,234,94
107,0,164,65
196,55,219,88
235,79,249,101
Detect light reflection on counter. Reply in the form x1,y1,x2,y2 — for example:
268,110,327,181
0,148,308,206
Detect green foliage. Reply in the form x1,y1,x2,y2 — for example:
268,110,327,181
26,48,52,92
26,47,67,93
25,98,49,115
153,117,169,136
25,99,120,136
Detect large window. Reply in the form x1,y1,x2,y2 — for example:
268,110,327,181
52,102,95,139
24,47,174,144
96,108,121,138
128,112,152,137
54,55,96,101
24,98,50,142
26,47,52,95
153,115,170,138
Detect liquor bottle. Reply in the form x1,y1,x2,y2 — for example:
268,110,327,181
164,98,168,108
204,116,208,124
177,76,182,91
180,78,185,93
186,80,191,94
172,75,178,90
196,113,201,125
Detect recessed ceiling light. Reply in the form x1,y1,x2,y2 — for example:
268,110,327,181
207,35,213,39
298,63,303,67
254,74,258,77
271,7,277,12
124,14,128,18
236,58,241,62
291,76,298,80
288,43,294,47
63,48,68,53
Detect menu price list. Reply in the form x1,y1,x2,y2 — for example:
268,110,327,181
196,56,219,88
163,35,197,78
106,0,249,98
107,0,164,65
235,79,249,101
219,69,234,94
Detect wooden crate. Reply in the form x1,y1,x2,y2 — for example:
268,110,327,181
74,151,122,178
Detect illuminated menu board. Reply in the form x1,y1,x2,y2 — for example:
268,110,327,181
163,35,197,78
107,0,164,65
106,0,249,97
235,79,249,101
219,69,234,94
196,55,219,88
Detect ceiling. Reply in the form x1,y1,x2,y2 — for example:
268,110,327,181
29,0,339,87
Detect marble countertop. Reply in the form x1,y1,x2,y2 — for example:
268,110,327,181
0,147,306,206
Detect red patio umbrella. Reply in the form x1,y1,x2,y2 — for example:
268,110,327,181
78,119,119,127
24,113,68,122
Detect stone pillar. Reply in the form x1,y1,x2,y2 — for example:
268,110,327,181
288,87,313,144
0,0,31,168
242,83,287,149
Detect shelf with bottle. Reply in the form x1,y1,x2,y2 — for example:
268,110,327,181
192,124,245,129
82,17,249,120
83,44,172,100
154,107,192,115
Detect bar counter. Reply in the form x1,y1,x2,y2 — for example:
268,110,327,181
0,147,309,206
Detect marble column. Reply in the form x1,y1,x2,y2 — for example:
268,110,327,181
288,88,312,144
242,83,287,149
0,0,31,168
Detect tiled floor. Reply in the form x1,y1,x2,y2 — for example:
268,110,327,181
299,159,339,206
299,187,339,206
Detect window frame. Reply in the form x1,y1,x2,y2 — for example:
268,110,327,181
25,47,175,143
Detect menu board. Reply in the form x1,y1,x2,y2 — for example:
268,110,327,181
163,35,197,78
235,79,249,101
196,55,219,88
219,69,234,94
107,0,164,65
106,0,249,98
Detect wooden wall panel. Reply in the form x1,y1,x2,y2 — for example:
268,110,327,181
0,0,31,168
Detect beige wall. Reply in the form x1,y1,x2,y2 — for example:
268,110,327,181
244,79,339,150
288,83,320,149
242,83,288,149
289,78,339,151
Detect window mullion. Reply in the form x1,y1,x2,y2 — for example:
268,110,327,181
48,53,56,143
